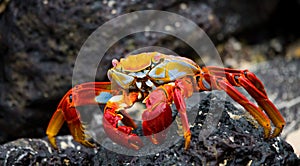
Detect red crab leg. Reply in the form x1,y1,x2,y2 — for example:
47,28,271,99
46,82,116,149
207,66,285,137
173,86,192,150
173,77,195,150
199,67,285,138
204,67,267,95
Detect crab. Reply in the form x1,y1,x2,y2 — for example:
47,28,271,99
46,52,285,150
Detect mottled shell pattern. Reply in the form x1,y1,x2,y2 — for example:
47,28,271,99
107,52,201,91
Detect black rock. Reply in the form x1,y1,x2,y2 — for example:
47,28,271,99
0,136,96,165
0,94,299,165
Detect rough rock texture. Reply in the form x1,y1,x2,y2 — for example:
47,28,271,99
0,95,299,165
0,0,282,143
0,137,95,165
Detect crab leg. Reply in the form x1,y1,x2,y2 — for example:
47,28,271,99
46,106,65,149
237,76,285,137
173,86,192,150
204,67,267,95
210,76,272,137
207,67,285,137
46,82,116,149
199,67,285,138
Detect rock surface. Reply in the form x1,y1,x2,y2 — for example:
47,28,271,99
0,95,299,165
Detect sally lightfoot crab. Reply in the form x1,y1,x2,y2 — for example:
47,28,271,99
46,52,285,150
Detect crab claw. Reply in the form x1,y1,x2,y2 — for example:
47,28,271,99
103,118,144,150
142,88,173,145
102,98,144,150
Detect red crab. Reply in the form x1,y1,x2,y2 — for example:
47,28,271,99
46,52,285,150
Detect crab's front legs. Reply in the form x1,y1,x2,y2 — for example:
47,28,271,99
142,77,194,150
102,92,144,150
142,86,173,146
46,82,115,149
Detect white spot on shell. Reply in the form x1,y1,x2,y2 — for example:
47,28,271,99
145,80,154,88
136,82,142,89
136,71,146,78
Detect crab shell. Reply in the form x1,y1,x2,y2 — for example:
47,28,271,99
107,52,201,91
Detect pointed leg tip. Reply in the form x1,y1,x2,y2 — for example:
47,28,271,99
184,131,191,150
82,141,96,148
129,143,142,150
270,127,284,138
74,138,96,148
184,142,190,150
48,136,58,149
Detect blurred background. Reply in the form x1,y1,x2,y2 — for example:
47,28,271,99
0,0,299,155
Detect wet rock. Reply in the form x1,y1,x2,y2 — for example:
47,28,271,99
0,95,299,165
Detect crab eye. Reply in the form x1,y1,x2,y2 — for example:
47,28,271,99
112,59,119,67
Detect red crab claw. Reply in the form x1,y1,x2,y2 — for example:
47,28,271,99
46,82,116,149
142,88,173,145
142,79,193,150
102,94,144,150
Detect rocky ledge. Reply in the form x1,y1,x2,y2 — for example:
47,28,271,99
0,94,299,165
